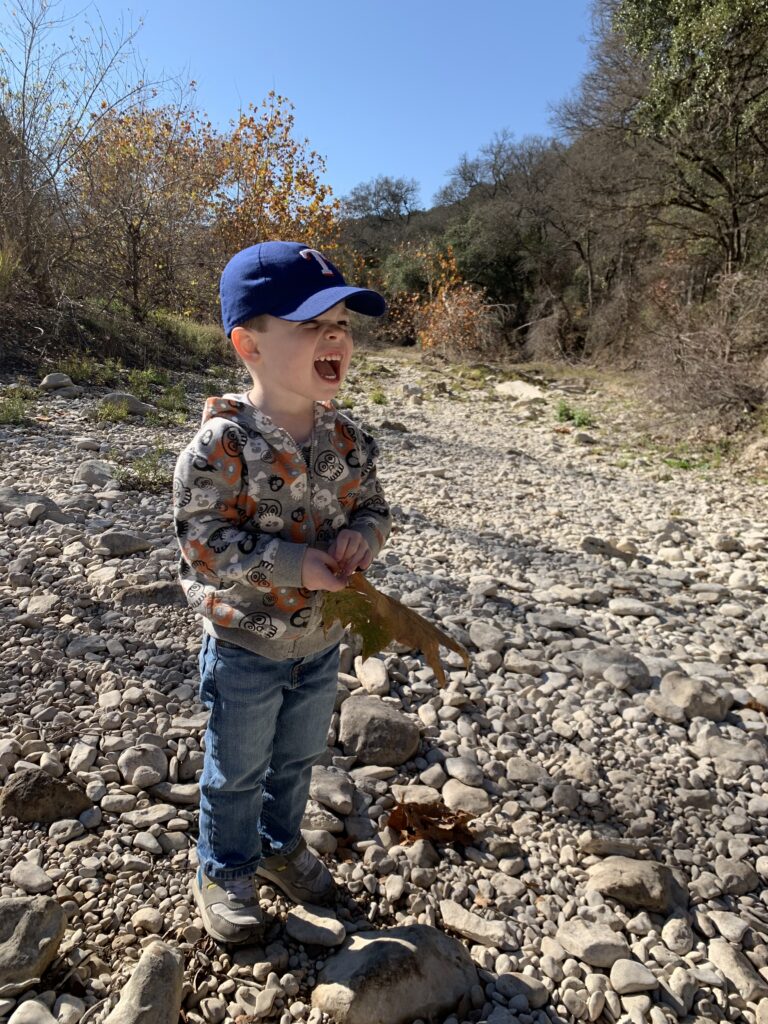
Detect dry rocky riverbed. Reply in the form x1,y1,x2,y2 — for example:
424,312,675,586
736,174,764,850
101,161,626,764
0,354,768,1024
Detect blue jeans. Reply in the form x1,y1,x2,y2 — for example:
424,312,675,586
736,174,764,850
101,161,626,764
196,634,340,882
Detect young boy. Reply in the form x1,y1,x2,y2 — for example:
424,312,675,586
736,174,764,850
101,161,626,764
173,241,391,944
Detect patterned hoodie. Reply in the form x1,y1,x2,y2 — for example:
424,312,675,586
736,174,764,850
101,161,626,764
173,394,391,660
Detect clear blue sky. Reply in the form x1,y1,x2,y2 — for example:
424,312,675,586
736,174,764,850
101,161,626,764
68,0,594,205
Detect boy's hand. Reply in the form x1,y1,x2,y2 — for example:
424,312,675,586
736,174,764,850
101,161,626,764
301,548,347,592
328,529,372,578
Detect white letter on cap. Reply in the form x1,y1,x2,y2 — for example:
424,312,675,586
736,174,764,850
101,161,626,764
300,248,334,276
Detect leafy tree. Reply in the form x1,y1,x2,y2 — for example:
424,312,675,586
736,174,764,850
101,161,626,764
70,102,218,318
213,93,338,259
342,175,421,223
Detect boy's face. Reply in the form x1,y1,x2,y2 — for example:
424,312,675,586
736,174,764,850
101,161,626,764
233,301,353,409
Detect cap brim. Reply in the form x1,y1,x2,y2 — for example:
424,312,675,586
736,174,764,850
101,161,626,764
272,286,386,320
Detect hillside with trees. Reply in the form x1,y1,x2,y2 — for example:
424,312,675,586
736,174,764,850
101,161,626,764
2,0,767,427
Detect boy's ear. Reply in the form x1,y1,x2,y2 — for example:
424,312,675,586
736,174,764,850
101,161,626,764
231,325,260,362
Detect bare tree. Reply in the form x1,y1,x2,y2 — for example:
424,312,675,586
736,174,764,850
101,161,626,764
0,0,150,299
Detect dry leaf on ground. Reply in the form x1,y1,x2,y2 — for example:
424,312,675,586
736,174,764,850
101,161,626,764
386,801,476,847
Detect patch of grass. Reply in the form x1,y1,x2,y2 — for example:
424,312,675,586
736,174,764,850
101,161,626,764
556,399,595,428
149,311,230,368
127,367,170,399
0,393,29,424
113,448,174,493
91,400,131,423
8,382,38,401
156,382,189,414
337,395,355,410
59,354,124,387
370,388,388,405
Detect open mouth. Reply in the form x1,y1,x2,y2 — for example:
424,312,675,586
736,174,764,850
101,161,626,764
314,355,342,383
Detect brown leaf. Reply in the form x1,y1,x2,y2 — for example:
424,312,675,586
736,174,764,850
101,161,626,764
386,801,476,847
746,698,768,714
322,572,469,687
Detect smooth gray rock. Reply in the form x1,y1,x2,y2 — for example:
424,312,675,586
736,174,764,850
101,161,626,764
0,896,66,997
0,768,92,823
586,856,683,913
103,942,183,1024
707,938,768,1003
312,925,477,1024
94,530,153,556
442,779,491,816
117,744,168,788
40,372,74,391
556,919,630,968
7,1001,58,1023
357,657,389,695
582,647,651,690
609,958,658,994
100,392,156,416
660,672,733,721
468,621,506,651
339,696,420,767
309,766,355,816
73,459,115,486
9,862,53,895
439,900,507,946
495,972,549,1008
285,906,346,947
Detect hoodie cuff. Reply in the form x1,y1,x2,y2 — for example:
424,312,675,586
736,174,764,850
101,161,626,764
351,524,384,561
272,541,308,588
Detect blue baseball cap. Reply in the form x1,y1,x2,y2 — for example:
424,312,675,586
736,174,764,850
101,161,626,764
220,241,387,336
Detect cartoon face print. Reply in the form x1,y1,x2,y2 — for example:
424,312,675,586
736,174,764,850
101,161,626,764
316,519,336,545
257,499,283,532
313,450,345,482
246,565,271,589
221,425,246,457
269,474,284,492
200,428,214,447
345,448,361,469
291,507,306,523
208,526,239,554
173,480,192,508
185,582,206,607
290,608,312,628
289,476,306,500
313,488,334,512
240,612,278,639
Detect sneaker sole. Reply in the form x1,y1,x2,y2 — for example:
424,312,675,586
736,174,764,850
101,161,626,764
191,877,265,946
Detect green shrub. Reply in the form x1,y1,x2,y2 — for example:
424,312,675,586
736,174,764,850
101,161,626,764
114,449,174,493
91,400,131,423
156,383,189,414
556,399,595,428
127,367,170,399
0,393,28,424
370,388,387,405
59,354,124,387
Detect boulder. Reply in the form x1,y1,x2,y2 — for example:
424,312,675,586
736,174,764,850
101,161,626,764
73,459,115,486
659,672,733,721
93,530,153,557
0,896,66,997
39,373,74,391
582,647,651,691
100,392,156,416
339,696,419,767
312,925,477,1024
117,745,168,789
0,768,92,823
586,856,684,914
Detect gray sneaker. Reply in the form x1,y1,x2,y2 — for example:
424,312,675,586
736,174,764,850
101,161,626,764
192,867,264,945
256,837,336,906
